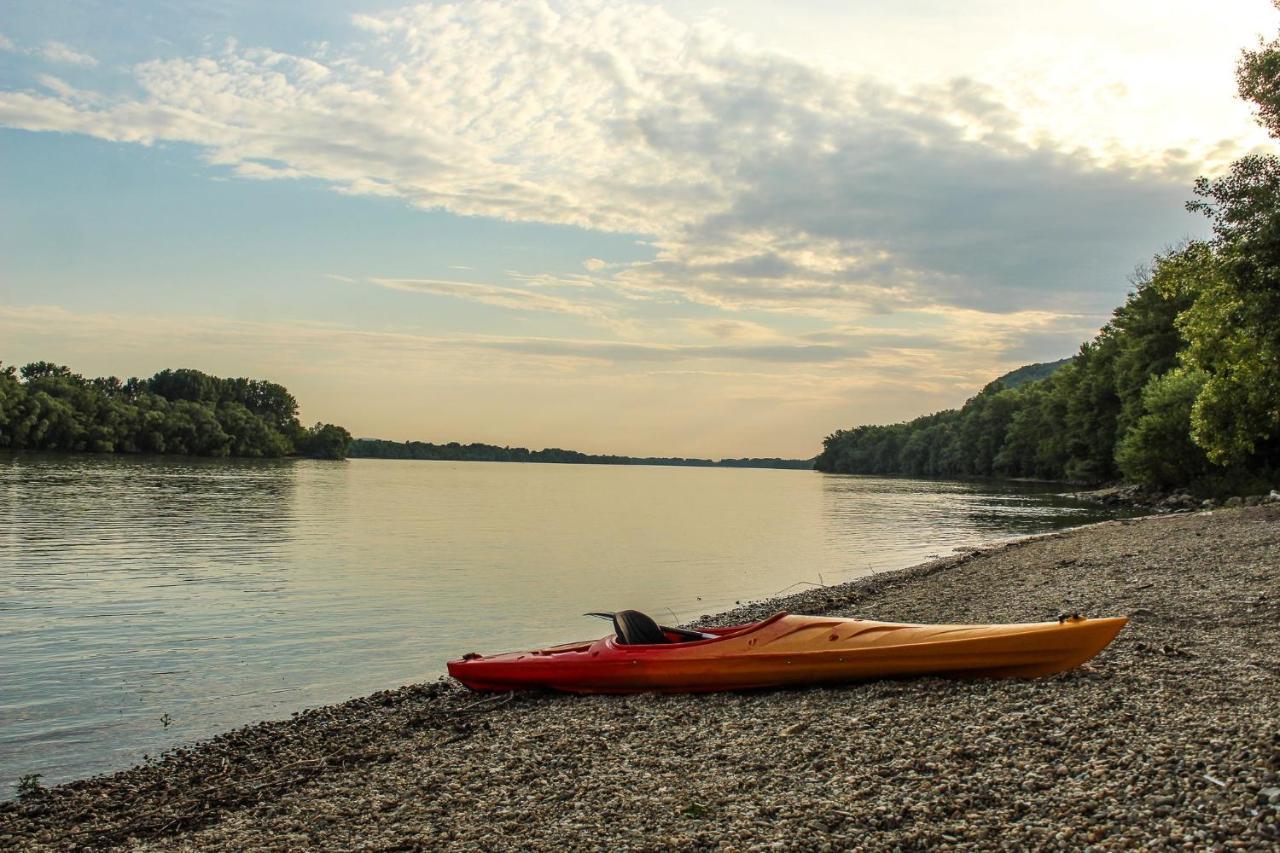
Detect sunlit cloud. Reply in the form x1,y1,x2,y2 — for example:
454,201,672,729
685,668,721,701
0,300,1094,406
0,0,1208,321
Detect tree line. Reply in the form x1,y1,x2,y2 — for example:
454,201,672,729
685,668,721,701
816,30,1280,496
0,363,352,459
348,438,814,469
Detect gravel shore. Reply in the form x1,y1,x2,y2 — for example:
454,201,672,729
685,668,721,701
4,506,1278,851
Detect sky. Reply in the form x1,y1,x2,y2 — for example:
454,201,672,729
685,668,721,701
0,0,1276,458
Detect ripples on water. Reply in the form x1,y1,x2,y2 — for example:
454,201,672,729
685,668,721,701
0,453,1125,792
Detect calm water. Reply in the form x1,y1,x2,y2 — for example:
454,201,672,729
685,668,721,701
0,454,1124,792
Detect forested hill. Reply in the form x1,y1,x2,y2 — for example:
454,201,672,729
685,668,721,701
814,245,1277,495
815,28,1280,496
994,358,1072,390
348,438,814,470
0,362,352,459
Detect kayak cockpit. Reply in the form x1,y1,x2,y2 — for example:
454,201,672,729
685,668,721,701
614,609,719,644
584,609,717,644
588,609,790,646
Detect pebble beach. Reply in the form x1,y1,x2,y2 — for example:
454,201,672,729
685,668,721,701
3,505,1278,850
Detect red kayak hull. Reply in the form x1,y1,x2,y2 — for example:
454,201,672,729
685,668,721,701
446,612,1128,694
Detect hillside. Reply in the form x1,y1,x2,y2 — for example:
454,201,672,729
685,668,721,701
993,357,1072,390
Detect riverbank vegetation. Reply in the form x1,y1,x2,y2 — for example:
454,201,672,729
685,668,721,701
817,32,1280,496
0,363,351,459
348,438,813,470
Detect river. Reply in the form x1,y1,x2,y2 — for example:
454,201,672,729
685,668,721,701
0,453,1126,793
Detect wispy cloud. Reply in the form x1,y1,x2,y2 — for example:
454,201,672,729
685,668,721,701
36,40,97,67
0,301,1085,380
366,277,604,318
473,336,859,363
0,33,98,67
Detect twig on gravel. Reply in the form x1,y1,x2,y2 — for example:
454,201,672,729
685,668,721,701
453,692,515,715
767,579,829,597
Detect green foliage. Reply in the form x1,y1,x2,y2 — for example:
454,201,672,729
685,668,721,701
1237,18,1280,140
1175,164,1280,464
1115,368,1213,488
814,247,1257,490
15,773,43,800
0,362,347,460
297,423,354,460
992,357,1072,390
347,439,814,469
1165,26,1280,467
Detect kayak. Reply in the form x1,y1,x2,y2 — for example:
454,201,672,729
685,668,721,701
447,610,1128,693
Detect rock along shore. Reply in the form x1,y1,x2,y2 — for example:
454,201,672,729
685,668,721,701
3,507,1278,851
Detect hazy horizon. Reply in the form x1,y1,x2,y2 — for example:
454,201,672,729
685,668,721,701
2,0,1276,458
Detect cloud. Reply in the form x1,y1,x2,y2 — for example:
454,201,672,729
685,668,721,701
0,0,1211,321
37,41,98,67
367,276,605,317
684,318,782,342
0,302,857,368
0,299,1084,380
474,336,859,363
0,33,14,53
505,271,598,289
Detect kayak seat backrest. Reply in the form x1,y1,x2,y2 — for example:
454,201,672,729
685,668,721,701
613,610,671,645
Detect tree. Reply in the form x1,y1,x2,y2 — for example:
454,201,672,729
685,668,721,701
297,423,352,460
1237,15,1280,139
0,360,347,460
1115,368,1213,489
1172,28,1280,465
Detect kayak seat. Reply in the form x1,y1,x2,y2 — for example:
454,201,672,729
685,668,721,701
613,610,672,645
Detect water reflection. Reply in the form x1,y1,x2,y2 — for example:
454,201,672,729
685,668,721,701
1,455,1130,794
816,474,1127,579
1,454,300,794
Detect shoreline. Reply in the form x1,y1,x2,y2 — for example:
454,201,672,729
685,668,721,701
3,507,1278,849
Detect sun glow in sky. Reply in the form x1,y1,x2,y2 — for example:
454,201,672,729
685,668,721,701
1,0,1276,457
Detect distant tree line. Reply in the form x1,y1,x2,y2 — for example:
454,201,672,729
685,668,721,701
347,438,814,470
0,363,352,459
816,33,1280,496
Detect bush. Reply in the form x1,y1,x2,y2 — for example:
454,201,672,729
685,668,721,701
1116,368,1212,489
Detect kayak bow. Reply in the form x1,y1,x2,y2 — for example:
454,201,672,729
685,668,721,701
447,611,1128,694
